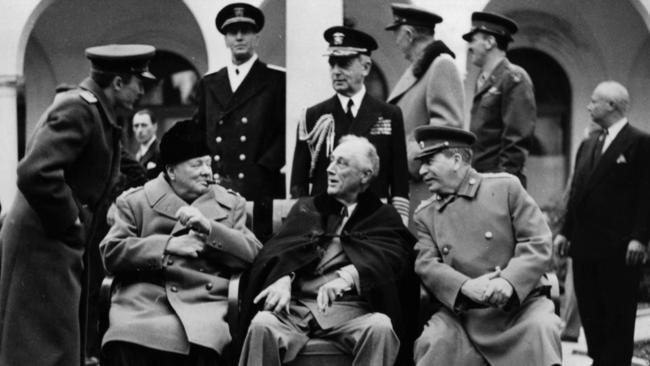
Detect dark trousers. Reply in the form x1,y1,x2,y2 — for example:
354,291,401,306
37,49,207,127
101,341,220,366
573,256,640,366
253,196,273,242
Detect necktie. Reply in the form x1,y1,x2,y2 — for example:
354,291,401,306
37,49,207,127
476,73,488,92
345,99,354,120
235,68,240,75
591,128,608,169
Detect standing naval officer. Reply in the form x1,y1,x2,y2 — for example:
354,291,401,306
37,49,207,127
464,12,536,186
0,44,155,366
194,2,285,241
291,26,410,223
385,3,465,225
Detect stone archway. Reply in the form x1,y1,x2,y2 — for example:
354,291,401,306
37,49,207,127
22,0,209,148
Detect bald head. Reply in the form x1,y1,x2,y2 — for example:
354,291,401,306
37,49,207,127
588,81,629,127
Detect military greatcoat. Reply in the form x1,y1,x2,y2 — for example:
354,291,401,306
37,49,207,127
469,58,536,185
0,78,122,366
100,175,261,354
413,170,561,366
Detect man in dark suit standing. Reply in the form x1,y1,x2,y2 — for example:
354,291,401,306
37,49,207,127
463,12,536,186
291,26,409,224
555,81,650,366
194,2,285,241
133,109,160,180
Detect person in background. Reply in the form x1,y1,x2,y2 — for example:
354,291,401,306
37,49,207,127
194,2,285,242
463,12,536,187
133,109,160,180
291,26,410,225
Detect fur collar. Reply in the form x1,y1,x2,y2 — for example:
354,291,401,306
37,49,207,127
412,40,455,79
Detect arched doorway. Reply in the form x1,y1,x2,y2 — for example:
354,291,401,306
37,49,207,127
508,48,571,209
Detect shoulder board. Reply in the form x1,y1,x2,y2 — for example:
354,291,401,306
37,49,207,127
267,64,286,72
414,195,437,214
481,172,514,180
79,90,97,104
510,73,521,83
121,185,143,197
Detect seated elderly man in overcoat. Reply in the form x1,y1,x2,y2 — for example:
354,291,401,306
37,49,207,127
238,135,418,366
412,126,562,366
99,120,261,366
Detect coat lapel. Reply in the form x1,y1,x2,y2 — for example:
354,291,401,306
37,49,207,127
206,69,233,110
473,58,508,100
387,66,418,103
170,187,230,235
145,176,187,221
349,94,380,136
225,60,269,112
580,124,633,199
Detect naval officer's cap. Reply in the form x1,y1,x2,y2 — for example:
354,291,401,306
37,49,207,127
462,11,518,42
414,126,476,160
85,44,156,80
216,2,265,34
323,26,378,57
385,3,443,31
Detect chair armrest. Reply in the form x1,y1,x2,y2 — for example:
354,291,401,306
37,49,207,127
98,276,116,338
227,273,242,334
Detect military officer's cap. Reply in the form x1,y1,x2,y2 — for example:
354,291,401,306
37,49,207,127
462,12,518,42
385,3,442,31
324,26,378,57
216,2,265,34
160,120,211,166
414,126,476,160
85,44,156,80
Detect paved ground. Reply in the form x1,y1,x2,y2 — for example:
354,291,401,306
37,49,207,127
562,308,650,366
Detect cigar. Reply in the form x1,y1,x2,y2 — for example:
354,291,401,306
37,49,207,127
205,178,216,185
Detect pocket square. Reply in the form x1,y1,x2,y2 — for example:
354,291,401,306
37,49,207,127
616,154,627,164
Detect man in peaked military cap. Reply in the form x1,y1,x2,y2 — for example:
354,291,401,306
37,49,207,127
464,12,536,187
0,44,155,366
385,3,465,230
291,26,410,225
412,125,561,365
195,2,285,242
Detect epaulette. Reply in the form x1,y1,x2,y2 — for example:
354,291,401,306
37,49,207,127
415,195,437,214
121,185,143,197
79,90,97,104
510,72,521,83
267,64,286,72
481,172,514,180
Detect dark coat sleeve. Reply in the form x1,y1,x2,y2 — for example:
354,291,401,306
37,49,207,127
257,71,285,171
290,109,313,198
17,95,93,236
389,105,409,200
499,71,536,175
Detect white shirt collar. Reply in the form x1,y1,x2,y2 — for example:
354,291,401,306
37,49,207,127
336,85,366,118
137,136,156,159
602,117,627,152
227,54,258,92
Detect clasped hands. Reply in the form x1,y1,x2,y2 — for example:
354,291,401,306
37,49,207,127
165,206,211,258
254,274,351,314
460,267,513,308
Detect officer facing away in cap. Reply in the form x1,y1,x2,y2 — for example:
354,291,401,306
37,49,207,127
0,44,155,366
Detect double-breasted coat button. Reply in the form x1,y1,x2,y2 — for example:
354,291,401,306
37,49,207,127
484,231,493,240
241,117,248,124
205,283,213,290
238,172,245,179
170,286,178,292
215,136,222,143
218,120,224,125
442,246,450,255
213,155,220,162
469,178,477,185
240,135,247,142
239,154,246,161
167,259,174,265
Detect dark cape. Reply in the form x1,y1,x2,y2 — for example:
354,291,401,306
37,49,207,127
238,190,419,364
